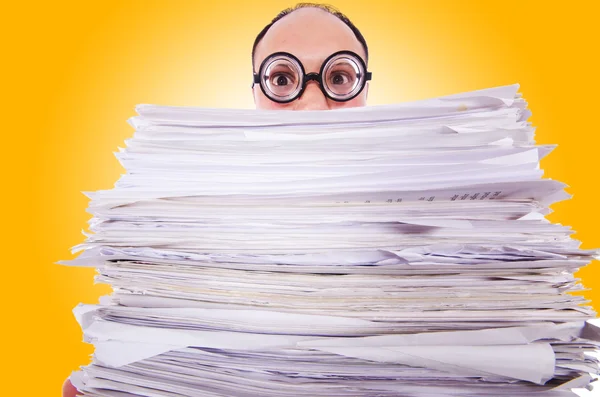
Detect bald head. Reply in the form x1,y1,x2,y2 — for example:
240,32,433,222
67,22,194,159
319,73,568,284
252,5,370,110
253,7,367,70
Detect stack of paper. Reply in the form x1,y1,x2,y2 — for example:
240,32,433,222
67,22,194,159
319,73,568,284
63,84,600,396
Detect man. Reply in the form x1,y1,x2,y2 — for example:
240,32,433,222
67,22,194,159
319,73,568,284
252,3,370,110
63,3,369,396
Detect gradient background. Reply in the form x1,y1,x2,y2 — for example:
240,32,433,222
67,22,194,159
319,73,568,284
4,1,599,394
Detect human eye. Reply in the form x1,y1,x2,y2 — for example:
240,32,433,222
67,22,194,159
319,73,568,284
270,72,295,86
330,71,351,85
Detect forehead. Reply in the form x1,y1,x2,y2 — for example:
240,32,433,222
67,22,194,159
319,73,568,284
254,8,366,70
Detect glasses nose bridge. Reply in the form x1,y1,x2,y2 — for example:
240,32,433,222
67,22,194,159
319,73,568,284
303,72,321,85
301,72,327,100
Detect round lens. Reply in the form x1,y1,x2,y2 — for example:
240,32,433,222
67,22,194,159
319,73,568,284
322,53,365,101
260,55,303,102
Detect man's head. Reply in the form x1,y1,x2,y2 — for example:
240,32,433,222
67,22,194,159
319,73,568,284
252,3,370,110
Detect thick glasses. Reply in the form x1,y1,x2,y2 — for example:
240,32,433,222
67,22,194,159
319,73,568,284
253,50,372,103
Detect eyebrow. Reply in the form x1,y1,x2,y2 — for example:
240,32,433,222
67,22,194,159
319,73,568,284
263,51,363,70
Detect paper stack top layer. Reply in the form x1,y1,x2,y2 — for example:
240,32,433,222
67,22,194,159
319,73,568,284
64,84,600,397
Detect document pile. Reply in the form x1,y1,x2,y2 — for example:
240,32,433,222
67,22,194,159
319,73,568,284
64,84,600,396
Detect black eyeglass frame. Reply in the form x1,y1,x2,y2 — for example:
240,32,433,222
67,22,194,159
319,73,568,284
252,50,372,104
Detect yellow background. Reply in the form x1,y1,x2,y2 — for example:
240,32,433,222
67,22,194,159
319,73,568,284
3,0,599,394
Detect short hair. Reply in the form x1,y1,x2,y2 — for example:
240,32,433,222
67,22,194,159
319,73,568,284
251,3,369,69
